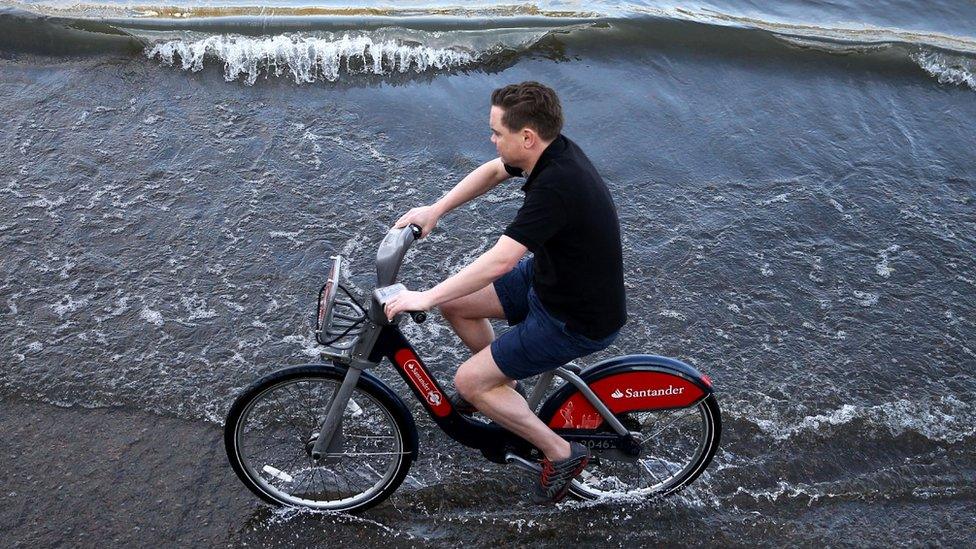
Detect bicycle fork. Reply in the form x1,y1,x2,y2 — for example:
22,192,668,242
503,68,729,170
309,366,362,460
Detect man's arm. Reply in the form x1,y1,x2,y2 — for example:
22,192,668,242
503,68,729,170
383,236,527,320
393,158,512,236
430,158,512,218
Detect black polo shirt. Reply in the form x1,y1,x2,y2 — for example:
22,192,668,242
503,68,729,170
502,135,626,339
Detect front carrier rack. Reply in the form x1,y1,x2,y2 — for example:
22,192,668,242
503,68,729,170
315,255,367,361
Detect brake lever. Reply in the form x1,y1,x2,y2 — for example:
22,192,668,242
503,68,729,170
373,284,427,324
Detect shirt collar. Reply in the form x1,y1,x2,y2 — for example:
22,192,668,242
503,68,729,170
522,134,567,191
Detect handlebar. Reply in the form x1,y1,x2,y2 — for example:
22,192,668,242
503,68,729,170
371,224,428,324
375,223,423,287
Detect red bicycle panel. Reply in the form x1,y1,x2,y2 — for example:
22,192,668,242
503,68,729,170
393,348,452,417
548,371,706,430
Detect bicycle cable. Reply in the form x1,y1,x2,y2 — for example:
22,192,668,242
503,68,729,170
319,285,367,346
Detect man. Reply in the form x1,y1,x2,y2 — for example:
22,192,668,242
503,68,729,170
383,81,627,503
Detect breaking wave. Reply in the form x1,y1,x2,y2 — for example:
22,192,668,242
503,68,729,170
4,3,976,88
146,32,489,85
911,50,976,90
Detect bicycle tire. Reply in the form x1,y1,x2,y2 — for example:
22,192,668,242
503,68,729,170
224,364,418,512
569,394,722,500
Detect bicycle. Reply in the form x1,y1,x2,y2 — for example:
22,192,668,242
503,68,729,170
224,225,722,512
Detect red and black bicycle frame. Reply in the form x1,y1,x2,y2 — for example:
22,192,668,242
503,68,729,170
369,324,714,464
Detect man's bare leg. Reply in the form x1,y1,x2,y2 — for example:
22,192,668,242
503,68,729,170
454,347,571,461
440,283,518,390
439,283,504,353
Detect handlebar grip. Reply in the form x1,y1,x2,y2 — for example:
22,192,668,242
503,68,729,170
409,311,427,323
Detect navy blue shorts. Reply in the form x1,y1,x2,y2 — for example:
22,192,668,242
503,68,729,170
489,257,619,380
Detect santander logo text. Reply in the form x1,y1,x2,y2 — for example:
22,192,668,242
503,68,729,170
610,385,685,399
394,349,451,417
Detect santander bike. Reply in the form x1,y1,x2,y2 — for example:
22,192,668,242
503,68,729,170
224,225,721,512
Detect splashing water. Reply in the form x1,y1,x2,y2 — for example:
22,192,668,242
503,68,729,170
911,50,976,90
146,33,480,84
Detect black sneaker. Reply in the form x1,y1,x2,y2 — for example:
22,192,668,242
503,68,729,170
450,381,527,415
532,442,590,504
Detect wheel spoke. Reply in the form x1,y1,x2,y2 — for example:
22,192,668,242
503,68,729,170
230,372,410,510
572,398,718,500
641,408,696,444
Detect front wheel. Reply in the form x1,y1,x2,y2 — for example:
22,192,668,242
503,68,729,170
224,364,418,512
570,395,722,500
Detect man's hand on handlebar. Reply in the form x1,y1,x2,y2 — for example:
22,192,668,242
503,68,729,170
393,205,438,238
383,289,434,322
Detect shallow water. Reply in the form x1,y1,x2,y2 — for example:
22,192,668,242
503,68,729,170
1,1,974,545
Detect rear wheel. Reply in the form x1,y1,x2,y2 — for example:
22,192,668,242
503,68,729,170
224,365,417,512
570,395,721,500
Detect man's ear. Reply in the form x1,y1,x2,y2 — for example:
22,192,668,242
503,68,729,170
521,128,536,149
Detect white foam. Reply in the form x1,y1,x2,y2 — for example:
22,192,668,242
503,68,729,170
139,306,164,326
7,291,21,315
757,192,790,206
746,396,975,443
282,333,324,357
26,195,67,209
875,244,900,278
180,294,218,321
658,309,686,321
94,295,131,322
912,51,976,90
146,32,484,85
853,290,879,306
51,294,91,318
269,229,304,246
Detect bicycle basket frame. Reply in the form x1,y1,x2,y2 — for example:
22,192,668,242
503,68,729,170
315,255,367,360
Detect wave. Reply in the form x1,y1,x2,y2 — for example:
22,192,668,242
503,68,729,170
147,32,489,85
143,26,560,84
0,7,145,55
733,396,976,444
622,5,976,90
911,50,976,90
3,5,976,89
3,2,607,20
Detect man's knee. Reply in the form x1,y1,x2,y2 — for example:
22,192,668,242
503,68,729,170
439,297,464,320
454,351,507,400
453,369,474,399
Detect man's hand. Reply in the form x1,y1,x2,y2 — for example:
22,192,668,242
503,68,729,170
394,205,439,238
383,289,434,321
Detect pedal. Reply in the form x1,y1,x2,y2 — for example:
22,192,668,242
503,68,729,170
504,452,541,474
505,452,587,492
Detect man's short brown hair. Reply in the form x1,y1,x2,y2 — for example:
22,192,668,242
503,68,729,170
490,81,563,141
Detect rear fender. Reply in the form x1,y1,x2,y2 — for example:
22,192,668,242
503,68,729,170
539,355,714,430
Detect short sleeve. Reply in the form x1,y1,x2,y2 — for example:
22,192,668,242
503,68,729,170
503,163,524,177
503,188,567,251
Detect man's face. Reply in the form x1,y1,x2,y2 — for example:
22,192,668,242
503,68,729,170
489,106,523,166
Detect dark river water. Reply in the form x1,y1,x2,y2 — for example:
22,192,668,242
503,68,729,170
1,1,974,546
